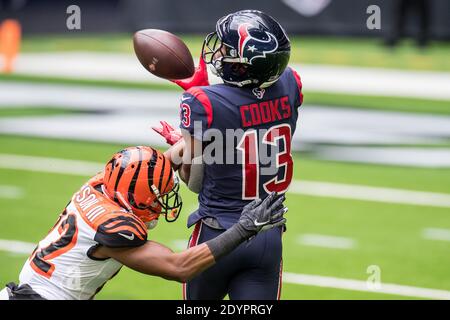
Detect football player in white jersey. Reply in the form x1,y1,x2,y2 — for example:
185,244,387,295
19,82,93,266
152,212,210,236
0,146,286,300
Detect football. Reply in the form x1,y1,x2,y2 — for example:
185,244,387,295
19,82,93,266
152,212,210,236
133,29,195,80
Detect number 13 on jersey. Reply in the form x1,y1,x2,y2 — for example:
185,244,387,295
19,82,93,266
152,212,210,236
237,124,293,200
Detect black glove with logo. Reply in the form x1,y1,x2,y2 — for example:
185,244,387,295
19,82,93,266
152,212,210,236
206,192,287,261
238,191,287,235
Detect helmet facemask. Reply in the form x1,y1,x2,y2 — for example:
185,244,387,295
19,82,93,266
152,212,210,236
149,174,183,223
202,31,255,87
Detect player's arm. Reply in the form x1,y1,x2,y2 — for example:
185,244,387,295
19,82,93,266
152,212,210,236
96,192,287,283
97,239,214,283
163,129,202,191
153,88,211,193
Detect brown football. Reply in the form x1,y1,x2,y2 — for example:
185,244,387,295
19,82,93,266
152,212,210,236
133,29,195,80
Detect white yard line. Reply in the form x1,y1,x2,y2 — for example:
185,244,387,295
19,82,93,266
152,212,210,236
1,153,450,208
0,154,102,176
0,239,35,255
0,185,24,199
297,234,356,249
289,180,450,208
171,239,189,251
8,53,450,100
422,228,450,242
0,237,448,300
283,272,450,300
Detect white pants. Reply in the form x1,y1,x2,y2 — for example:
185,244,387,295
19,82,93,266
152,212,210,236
0,287,10,300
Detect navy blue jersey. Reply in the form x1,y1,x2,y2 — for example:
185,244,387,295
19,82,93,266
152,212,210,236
179,67,303,228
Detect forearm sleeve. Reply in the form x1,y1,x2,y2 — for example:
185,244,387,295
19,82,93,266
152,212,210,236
205,224,254,261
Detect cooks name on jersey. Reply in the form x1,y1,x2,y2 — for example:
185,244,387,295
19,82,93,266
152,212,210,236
176,304,273,317
240,95,291,128
75,185,106,221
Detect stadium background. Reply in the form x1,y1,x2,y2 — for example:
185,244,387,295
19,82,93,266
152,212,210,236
0,0,449,299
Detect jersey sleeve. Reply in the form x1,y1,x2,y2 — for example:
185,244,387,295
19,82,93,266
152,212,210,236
94,211,147,248
179,87,213,141
289,67,303,108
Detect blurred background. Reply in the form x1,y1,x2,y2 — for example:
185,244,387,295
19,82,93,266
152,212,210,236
0,0,449,299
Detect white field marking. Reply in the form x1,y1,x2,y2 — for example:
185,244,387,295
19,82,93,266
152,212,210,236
171,239,189,251
0,185,24,199
289,180,450,208
0,237,449,299
283,272,450,300
0,239,35,255
0,154,102,176
297,234,356,249
1,154,450,208
422,228,450,242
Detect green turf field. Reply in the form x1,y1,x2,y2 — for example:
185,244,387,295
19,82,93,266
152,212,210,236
0,135,449,299
20,34,450,72
1,31,449,300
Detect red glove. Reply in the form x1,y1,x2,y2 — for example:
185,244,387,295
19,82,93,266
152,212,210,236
170,56,210,90
151,121,183,146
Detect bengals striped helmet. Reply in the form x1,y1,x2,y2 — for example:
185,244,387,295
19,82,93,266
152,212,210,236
103,146,182,228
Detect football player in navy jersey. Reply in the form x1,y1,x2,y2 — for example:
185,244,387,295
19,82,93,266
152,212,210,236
156,10,303,300
0,146,286,300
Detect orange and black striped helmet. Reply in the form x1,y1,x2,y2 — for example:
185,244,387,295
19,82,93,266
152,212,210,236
103,146,182,228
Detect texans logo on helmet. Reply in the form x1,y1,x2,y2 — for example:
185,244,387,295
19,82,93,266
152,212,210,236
237,23,278,64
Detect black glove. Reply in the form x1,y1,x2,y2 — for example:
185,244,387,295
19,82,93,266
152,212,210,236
205,192,287,261
238,192,287,235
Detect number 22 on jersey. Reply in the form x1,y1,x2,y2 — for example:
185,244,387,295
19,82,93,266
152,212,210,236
30,211,78,278
237,123,293,200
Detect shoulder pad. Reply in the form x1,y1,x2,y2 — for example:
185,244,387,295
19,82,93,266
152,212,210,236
94,211,147,248
183,87,213,128
288,67,303,106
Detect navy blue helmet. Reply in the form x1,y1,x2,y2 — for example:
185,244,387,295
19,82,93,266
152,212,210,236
202,10,291,88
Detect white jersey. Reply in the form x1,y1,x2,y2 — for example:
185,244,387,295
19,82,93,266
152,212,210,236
18,174,148,300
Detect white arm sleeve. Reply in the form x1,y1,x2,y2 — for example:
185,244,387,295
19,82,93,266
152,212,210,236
187,155,204,194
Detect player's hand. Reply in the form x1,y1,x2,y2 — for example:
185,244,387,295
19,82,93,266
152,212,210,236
151,121,183,146
170,55,210,90
238,192,287,235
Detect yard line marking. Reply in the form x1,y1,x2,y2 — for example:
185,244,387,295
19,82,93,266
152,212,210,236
297,234,356,249
171,239,189,251
0,239,35,255
0,237,448,300
0,154,102,176
0,185,24,199
1,153,450,208
422,228,450,242
283,272,450,300
289,180,450,208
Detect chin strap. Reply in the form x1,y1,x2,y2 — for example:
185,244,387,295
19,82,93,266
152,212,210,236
145,219,158,230
222,78,255,87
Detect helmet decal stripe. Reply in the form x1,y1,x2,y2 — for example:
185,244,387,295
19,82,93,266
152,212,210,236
157,153,167,193
146,148,158,199
106,158,116,181
238,23,251,57
127,147,143,208
113,150,131,202
161,158,172,194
